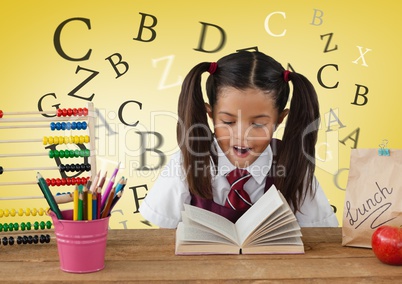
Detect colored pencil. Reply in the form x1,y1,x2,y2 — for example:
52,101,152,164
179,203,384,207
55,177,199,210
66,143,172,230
109,189,123,215
114,176,125,196
96,186,102,219
98,171,107,190
101,175,115,209
73,185,79,221
101,186,115,218
36,172,63,219
82,186,88,220
78,191,83,221
101,162,120,207
92,192,97,220
87,190,92,220
89,170,100,194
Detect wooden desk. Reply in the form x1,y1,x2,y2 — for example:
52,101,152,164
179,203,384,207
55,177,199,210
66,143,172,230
1,228,401,282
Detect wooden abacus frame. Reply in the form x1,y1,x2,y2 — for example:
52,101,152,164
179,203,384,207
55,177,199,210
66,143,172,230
0,102,97,201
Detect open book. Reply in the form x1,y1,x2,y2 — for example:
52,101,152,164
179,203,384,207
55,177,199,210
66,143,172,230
175,185,304,255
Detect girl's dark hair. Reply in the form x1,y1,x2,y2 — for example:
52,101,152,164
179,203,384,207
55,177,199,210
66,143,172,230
177,51,319,213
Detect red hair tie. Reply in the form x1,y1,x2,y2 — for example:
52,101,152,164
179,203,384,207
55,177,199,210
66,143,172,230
208,62,218,74
283,70,291,83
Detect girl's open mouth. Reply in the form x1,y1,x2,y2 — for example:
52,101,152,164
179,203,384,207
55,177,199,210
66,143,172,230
233,146,251,157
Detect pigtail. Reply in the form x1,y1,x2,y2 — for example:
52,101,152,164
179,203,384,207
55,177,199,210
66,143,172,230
177,62,216,199
276,72,320,213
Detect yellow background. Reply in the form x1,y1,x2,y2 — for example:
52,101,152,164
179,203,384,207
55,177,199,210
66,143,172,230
1,0,401,229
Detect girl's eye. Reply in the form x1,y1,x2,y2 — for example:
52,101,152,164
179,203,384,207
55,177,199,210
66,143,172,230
252,123,265,128
222,121,234,125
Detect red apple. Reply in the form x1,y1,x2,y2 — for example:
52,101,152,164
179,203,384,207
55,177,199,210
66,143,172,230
371,225,402,265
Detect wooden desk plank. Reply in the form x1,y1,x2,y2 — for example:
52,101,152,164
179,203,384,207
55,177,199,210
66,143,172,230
1,228,401,282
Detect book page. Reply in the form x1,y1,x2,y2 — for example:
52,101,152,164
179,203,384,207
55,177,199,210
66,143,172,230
247,222,302,246
176,222,236,245
176,223,240,255
250,208,296,239
235,185,284,244
181,212,237,244
183,204,238,244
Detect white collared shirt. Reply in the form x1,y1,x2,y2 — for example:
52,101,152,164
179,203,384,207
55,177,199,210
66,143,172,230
139,140,339,228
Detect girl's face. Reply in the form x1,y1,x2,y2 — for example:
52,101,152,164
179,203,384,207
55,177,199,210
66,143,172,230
207,87,288,168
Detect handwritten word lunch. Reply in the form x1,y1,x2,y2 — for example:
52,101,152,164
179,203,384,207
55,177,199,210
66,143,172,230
345,182,395,230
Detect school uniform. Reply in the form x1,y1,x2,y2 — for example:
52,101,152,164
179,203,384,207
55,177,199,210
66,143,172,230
139,139,339,229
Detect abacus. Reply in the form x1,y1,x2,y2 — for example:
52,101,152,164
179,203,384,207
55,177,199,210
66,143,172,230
0,102,97,246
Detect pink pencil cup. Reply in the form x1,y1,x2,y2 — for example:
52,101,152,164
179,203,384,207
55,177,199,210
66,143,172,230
49,209,110,273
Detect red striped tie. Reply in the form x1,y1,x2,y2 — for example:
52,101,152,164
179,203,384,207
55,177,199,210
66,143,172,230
225,168,252,210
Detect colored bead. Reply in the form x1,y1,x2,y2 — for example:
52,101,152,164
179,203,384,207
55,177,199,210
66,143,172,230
22,236,28,244
0,110,3,118
10,209,16,217
2,236,8,245
48,136,54,144
18,208,24,216
3,223,8,232
78,108,83,116
26,222,31,230
61,178,67,186
17,236,22,244
21,222,26,230
71,122,77,130
45,234,51,243
74,149,80,157
59,150,65,158
0,224,3,231
62,108,67,116
46,221,52,229
8,222,14,231
43,136,48,145
67,108,73,116
34,221,39,230
38,208,44,216
46,178,51,186
72,108,78,116
4,210,9,217
56,122,61,130
56,178,62,186
33,235,39,244
32,208,37,216
62,122,67,130
27,236,33,244
57,108,62,117
49,150,54,158
40,235,46,243
9,236,14,245
13,223,18,230
82,121,87,130
40,221,46,230
50,122,56,130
